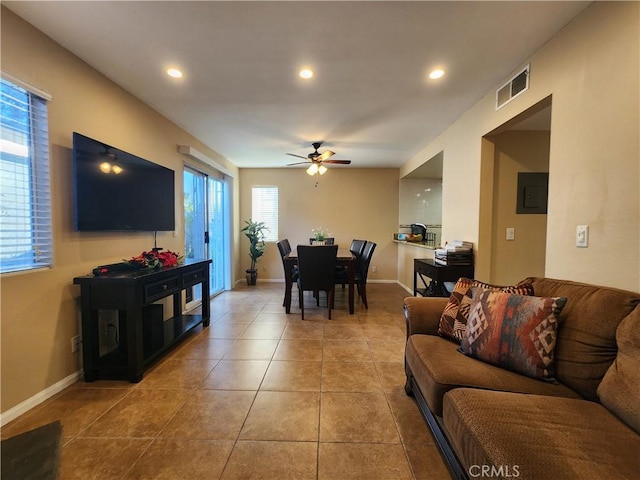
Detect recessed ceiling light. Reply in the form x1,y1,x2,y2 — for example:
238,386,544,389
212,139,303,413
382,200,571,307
167,68,183,79
429,69,445,80
299,69,314,79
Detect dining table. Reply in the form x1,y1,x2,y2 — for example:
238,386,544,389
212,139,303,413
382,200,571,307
283,248,356,314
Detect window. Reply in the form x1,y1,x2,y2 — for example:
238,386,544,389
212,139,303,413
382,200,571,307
251,186,278,242
0,76,52,274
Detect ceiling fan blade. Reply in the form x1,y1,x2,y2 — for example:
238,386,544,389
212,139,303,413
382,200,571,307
286,153,307,160
318,150,335,161
287,161,311,166
323,159,351,165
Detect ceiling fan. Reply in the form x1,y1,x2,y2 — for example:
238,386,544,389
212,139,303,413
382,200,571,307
286,142,351,175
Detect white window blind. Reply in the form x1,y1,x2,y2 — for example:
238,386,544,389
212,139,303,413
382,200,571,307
0,77,53,274
251,186,278,242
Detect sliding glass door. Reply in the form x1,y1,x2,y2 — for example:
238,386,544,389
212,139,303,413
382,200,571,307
207,177,227,293
184,167,229,308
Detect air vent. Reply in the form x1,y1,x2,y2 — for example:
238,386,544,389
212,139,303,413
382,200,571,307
496,64,530,110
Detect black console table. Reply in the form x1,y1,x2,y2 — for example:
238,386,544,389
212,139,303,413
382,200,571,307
73,259,211,383
414,258,474,297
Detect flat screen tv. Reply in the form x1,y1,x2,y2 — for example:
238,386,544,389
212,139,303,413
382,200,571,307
73,132,175,231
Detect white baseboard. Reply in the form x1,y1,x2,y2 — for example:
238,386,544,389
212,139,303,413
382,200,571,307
254,278,399,284
235,278,407,288
234,278,281,285
1,370,82,427
397,280,413,295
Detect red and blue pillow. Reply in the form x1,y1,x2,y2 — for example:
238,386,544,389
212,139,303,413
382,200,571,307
459,289,567,380
438,278,534,343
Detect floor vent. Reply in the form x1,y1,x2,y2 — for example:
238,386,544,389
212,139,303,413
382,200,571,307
496,64,530,110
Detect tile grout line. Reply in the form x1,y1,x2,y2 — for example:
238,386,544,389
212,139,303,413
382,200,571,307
7,285,435,479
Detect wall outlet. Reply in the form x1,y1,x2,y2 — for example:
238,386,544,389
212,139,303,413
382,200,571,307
576,225,589,247
71,335,81,353
506,227,515,241
371,266,377,273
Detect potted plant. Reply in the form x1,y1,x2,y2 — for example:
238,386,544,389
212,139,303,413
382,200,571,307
312,227,326,242
312,226,330,244
241,219,268,285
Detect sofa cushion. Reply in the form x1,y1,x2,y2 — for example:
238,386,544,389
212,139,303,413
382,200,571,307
443,388,640,480
404,334,581,416
524,277,640,401
598,306,640,434
460,290,566,380
438,278,534,343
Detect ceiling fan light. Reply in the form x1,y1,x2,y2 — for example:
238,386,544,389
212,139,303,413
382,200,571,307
318,165,327,175
306,163,319,175
429,69,445,80
299,69,314,79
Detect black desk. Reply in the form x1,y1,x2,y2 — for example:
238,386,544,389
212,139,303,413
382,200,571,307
73,259,211,382
414,258,474,297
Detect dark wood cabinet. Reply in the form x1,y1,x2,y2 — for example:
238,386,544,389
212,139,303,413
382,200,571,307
414,258,474,297
73,260,211,383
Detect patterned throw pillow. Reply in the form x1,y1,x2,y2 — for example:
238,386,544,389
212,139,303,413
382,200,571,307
438,278,534,343
460,289,567,380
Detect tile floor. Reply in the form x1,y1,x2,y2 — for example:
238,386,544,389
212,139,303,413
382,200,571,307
1,283,451,479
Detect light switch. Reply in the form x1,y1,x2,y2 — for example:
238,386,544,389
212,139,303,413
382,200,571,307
506,227,515,241
576,225,589,247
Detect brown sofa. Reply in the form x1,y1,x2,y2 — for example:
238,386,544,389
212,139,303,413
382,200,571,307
404,276,640,480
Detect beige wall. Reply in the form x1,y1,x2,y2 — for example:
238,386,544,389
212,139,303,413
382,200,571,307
487,131,550,285
401,2,640,291
0,8,239,415
396,243,434,294
238,168,399,283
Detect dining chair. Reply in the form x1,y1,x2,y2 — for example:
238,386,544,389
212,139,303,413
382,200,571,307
296,245,338,319
337,239,367,289
309,237,335,245
350,239,367,257
349,239,367,274
357,241,377,308
335,241,377,308
277,239,297,307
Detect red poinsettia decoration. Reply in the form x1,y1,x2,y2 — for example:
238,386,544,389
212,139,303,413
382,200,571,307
127,249,183,269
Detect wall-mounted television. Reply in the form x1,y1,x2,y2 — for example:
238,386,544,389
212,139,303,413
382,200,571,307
73,132,175,231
